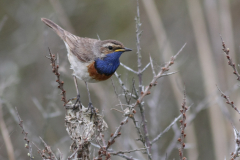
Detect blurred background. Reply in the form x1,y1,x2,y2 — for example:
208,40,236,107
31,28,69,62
0,0,240,159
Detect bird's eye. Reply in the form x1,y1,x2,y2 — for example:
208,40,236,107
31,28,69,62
108,46,113,50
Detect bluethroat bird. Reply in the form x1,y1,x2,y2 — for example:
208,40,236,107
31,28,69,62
41,18,132,116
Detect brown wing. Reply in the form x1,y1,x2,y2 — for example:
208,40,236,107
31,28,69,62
41,18,99,62
64,34,99,62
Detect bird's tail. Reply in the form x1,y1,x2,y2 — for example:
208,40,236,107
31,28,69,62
41,18,66,40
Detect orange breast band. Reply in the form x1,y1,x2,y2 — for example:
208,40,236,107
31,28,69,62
87,61,113,81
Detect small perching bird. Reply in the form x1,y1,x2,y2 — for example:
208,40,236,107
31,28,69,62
41,18,132,116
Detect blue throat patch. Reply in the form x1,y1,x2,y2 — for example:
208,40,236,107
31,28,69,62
95,51,123,75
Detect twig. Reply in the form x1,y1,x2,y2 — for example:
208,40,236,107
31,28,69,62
221,36,240,81
32,97,62,118
32,142,44,158
130,79,146,145
130,116,144,143
164,124,181,159
120,63,138,74
230,124,240,160
39,137,58,160
135,0,143,97
95,117,128,160
68,147,80,159
135,1,152,159
134,43,186,107
111,77,123,110
161,71,178,77
113,154,140,160
106,117,128,150
57,148,63,160
132,79,139,99
178,88,188,160
149,54,156,76
119,93,137,100
15,107,34,160
151,104,192,145
217,85,240,114
110,147,148,155
127,79,136,104
114,72,131,103
46,48,68,106
100,133,106,147
151,114,182,144
92,143,140,160
114,72,129,92
141,62,151,73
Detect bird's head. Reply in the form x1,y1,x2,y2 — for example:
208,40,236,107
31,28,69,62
95,40,132,58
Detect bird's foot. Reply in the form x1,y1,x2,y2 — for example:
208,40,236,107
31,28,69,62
72,94,81,110
87,102,96,120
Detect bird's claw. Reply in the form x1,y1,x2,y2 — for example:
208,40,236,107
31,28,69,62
72,94,81,110
87,102,96,120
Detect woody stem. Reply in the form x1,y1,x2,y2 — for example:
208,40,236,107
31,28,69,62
135,0,151,158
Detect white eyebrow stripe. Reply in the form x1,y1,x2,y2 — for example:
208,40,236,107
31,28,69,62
102,43,114,47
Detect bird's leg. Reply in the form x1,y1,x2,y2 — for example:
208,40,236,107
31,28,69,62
72,76,81,110
85,81,96,119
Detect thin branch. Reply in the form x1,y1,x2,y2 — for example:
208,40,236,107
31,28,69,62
149,54,156,76
135,0,143,96
161,71,178,77
141,62,151,73
130,116,144,143
120,63,138,74
32,142,44,158
151,114,182,144
230,124,240,160
46,48,68,106
134,43,186,108
32,97,62,118
111,77,123,110
94,117,129,160
110,148,148,155
68,147,80,159
113,154,140,160
221,36,240,81
106,117,128,150
114,72,129,92
39,137,58,160
217,85,240,114
127,79,136,104
114,72,131,103
178,88,188,160
135,1,152,159
91,143,140,160
151,104,192,145
15,107,34,160
132,78,139,99
57,148,63,160
163,124,181,159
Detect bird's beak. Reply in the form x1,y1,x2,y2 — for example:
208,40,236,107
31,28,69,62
124,48,132,52
115,48,132,52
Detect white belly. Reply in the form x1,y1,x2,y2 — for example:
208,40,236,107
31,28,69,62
65,43,98,83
